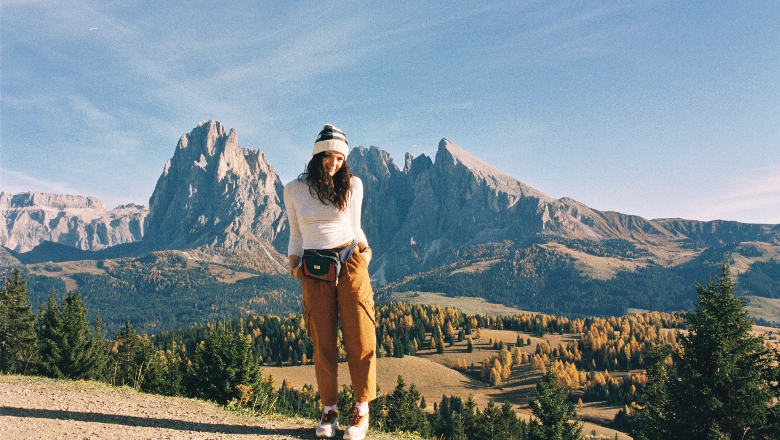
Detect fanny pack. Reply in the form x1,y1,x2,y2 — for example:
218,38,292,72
301,242,356,284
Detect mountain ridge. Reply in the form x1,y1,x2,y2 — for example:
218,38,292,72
4,120,780,327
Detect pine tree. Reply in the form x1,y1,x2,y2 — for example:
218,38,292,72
474,399,504,440
36,291,106,380
385,376,428,435
638,264,780,439
628,345,672,440
109,321,164,392
500,400,525,440
0,269,37,374
461,395,479,439
186,324,266,404
528,363,582,440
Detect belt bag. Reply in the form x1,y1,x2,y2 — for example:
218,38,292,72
301,242,356,284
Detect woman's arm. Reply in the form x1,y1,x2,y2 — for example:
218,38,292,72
284,183,303,276
350,177,371,265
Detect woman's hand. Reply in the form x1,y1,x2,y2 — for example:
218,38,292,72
288,255,302,279
357,243,372,266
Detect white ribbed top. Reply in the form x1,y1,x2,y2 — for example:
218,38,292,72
284,176,367,257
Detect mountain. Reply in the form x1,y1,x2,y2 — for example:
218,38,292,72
143,120,287,273
5,123,780,329
349,140,780,281
0,191,147,253
348,139,780,316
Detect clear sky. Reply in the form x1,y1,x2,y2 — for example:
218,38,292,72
1,1,778,224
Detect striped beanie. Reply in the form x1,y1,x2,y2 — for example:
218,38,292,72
312,124,349,157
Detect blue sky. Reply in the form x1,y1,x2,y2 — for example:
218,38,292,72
1,0,778,223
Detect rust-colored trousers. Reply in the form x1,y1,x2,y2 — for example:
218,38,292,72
299,246,377,405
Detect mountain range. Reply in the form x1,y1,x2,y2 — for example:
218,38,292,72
3,120,779,330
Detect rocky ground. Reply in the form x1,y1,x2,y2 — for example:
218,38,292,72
0,375,418,440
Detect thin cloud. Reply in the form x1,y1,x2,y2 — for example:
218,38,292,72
0,169,80,195
694,167,780,223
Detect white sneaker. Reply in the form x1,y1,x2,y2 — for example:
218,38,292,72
316,409,338,438
343,406,369,440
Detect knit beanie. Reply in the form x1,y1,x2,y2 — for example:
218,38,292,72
312,124,349,157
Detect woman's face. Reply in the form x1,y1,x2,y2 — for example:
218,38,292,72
322,151,346,176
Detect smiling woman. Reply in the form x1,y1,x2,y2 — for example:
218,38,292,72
283,124,375,440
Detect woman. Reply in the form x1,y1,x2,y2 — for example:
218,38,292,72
284,124,376,440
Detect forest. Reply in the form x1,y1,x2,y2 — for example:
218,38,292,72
4,263,779,439
383,240,780,323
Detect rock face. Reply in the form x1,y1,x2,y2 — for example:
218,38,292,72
144,120,287,272
0,191,147,253
6,126,779,284
349,139,780,282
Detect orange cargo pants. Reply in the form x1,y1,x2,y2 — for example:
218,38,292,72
299,245,377,406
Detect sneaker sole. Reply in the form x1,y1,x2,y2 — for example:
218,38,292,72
342,427,367,440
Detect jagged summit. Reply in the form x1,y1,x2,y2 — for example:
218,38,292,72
435,138,552,202
144,120,287,272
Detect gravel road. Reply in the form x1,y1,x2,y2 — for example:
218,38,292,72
0,375,317,440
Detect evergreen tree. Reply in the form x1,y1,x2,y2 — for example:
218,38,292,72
628,345,672,440
450,410,468,440
528,363,582,440
429,395,451,439
36,291,106,380
385,376,428,435
0,269,37,374
186,324,267,404
500,400,525,439
638,264,780,439
369,385,387,430
474,399,504,440
157,341,187,397
109,321,164,392
461,395,479,439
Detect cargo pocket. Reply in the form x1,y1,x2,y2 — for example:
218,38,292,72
358,292,378,328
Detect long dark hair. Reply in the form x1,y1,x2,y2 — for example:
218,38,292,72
300,152,353,211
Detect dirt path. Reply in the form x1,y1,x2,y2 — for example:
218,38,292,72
0,375,357,440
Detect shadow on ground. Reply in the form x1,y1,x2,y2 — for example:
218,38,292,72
0,406,311,437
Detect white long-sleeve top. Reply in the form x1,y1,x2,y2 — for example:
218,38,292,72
284,176,368,257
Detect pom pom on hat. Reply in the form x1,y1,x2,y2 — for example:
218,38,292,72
313,124,349,157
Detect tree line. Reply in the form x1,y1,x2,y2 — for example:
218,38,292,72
3,263,780,438
0,268,582,439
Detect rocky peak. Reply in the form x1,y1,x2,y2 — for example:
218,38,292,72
434,139,550,202
144,121,286,272
0,191,147,252
348,146,403,183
